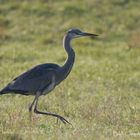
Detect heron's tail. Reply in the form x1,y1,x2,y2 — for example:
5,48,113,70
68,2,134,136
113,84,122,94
0,87,9,95
0,90,6,95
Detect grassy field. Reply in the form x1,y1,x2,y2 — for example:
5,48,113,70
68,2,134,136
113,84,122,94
0,0,140,139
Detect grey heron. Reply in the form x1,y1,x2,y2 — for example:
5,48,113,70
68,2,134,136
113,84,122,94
0,28,98,124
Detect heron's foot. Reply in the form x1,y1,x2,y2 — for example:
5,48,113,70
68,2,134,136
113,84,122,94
55,114,71,125
34,108,71,125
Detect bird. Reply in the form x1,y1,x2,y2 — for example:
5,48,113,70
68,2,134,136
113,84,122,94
0,28,98,124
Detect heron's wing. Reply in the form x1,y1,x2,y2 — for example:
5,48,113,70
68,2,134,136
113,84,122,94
4,64,60,94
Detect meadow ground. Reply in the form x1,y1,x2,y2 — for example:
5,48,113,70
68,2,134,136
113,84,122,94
0,0,140,139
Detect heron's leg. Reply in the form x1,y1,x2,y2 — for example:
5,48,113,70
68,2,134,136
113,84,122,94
33,95,71,124
29,92,40,112
28,92,41,122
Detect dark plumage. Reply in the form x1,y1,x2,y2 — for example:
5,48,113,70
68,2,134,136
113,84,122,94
1,64,60,95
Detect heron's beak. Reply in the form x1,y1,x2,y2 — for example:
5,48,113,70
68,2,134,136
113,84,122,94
82,32,98,37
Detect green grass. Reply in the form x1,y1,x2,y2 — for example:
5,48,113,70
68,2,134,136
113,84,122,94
0,0,140,139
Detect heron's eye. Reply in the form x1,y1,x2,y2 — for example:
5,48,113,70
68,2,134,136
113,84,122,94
75,31,81,35
75,32,79,35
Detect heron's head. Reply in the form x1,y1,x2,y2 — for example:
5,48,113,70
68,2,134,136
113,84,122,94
67,28,98,39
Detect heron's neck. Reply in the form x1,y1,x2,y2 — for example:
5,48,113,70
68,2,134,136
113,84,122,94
61,35,75,80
